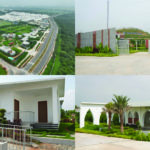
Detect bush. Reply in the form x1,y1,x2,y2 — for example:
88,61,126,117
0,109,7,124
134,132,147,141
85,110,93,123
100,112,107,123
112,113,119,125
59,122,75,132
84,123,100,131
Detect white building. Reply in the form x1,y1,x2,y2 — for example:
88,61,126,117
0,46,16,56
0,78,65,128
80,102,150,129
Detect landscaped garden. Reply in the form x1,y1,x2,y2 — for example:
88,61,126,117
76,95,150,142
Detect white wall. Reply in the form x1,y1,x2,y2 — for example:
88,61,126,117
14,89,53,123
0,90,14,121
125,107,150,127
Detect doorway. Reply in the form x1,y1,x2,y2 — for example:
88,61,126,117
14,99,19,121
38,101,48,123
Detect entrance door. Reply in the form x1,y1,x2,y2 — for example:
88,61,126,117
38,101,48,123
14,99,19,121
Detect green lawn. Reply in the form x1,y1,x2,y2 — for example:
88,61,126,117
0,65,7,75
0,20,12,27
0,23,37,35
130,49,148,54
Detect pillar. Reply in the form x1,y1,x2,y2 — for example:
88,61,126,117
52,86,59,124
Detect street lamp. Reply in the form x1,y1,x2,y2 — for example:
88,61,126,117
107,0,109,29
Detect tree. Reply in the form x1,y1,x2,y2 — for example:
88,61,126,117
103,102,114,130
112,95,130,133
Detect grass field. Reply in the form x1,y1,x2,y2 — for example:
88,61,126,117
0,24,37,35
0,20,12,27
0,65,7,75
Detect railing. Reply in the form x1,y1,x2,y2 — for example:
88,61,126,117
5,111,35,125
0,124,32,150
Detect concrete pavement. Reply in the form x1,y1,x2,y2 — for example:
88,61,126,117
76,133,150,150
76,52,150,75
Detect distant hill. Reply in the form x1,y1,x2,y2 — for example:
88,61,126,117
117,28,150,39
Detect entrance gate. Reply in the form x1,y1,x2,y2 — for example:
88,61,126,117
118,40,129,55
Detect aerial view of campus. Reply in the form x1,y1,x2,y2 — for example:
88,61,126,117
0,5,74,75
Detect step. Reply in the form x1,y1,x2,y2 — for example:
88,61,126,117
31,123,59,129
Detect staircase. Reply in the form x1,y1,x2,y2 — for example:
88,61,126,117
31,123,59,130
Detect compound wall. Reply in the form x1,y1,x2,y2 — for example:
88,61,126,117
76,28,116,53
80,102,109,128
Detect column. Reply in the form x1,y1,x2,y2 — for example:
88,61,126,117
52,85,59,124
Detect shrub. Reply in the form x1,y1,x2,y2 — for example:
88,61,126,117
84,123,100,131
0,109,7,124
85,110,93,123
100,112,107,123
59,122,75,132
112,113,119,125
136,121,141,130
134,132,147,141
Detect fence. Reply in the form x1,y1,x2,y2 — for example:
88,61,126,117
0,124,32,150
76,28,116,53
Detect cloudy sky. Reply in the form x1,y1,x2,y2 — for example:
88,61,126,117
75,0,150,33
76,75,150,106
0,75,75,110
0,0,74,8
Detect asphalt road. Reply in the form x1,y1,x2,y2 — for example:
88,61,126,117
24,17,58,74
76,133,150,150
76,52,150,75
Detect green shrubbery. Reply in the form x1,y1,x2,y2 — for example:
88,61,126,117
85,110,93,123
112,113,119,125
76,43,113,54
0,109,7,124
100,112,107,123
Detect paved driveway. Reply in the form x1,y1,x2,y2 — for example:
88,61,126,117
76,52,150,75
75,133,150,150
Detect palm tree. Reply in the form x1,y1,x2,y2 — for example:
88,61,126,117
112,95,130,133
103,102,114,130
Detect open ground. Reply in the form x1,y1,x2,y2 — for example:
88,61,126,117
76,52,150,75
76,133,150,150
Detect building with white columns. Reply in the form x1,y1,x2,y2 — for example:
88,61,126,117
0,77,65,128
80,102,150,128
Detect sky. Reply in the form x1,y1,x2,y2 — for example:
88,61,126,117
75,0,150,33
76,75,150,106
0,75,75,110
0,0,74,8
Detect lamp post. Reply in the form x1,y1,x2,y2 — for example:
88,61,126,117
107,0,109,29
